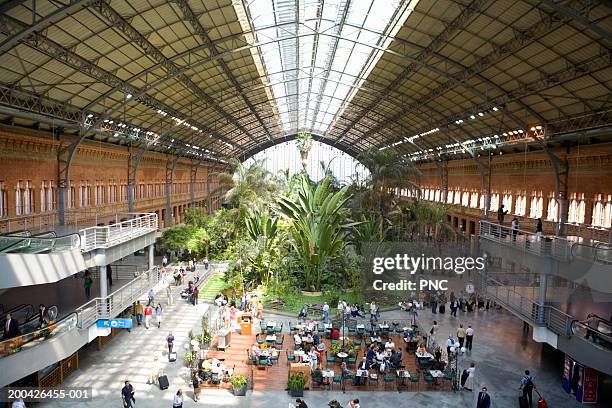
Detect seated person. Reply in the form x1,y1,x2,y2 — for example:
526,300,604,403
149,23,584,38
251,344,260,357
312,333,320,346
371,332,382,343
316,342,326,352
350,304,359,318
340,362,351,379
384,338,395,350
306,320,315,333
366,344,376,362
417,343,427,354
375,350,385,364
311,365,323,385
294,333,302,348
434,347,442,363
353,357,370,386
298,305,308,319
390,349,402,368
202,359,212,371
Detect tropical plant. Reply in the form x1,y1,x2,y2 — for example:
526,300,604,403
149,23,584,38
352,214,385,253
213,158,278,211
356,148,421,235
295,131,313,170
245,211,278,250
287,373,306,391
275,176,356,291
405,201,454,242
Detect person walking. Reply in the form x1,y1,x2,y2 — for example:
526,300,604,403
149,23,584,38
520,370,536,408
162,255,168,267
477,387,491,408
166,282,173,306
148,355,160,384
323,302,329,323
535,218,543,243
192,370,201,402
121,381,135,408
144,304,153,329
465,325,474,351
147,288,155,306
203,258,209,271
457,324,466,348
511,217,519,243
463,362,476,391
83,271,93,299
134,301,144,326
497,205,508,225
429,320,438,347
192,286,199,306
431,293,438,314
172,389,183,408
167,332,175,355
155,303,163,328
107,265,113,287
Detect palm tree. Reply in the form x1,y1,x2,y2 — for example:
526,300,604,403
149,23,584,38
212,158,278,211
296,132,313,170
356,148,421,235
406,201,454,243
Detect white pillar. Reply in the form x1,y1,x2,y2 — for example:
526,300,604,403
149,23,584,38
100,264,108,298
148,244,155,270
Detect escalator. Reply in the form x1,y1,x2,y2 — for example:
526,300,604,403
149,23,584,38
0,304,35,331
572,314,612,350
12,305,59,337
0,230,31,252
1,231,57,253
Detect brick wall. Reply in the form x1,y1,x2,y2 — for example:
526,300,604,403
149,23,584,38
0,125,224,228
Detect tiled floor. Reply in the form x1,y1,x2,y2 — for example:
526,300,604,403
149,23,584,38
39,280,601,408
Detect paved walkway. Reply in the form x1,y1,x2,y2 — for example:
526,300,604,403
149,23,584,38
40,282,596,408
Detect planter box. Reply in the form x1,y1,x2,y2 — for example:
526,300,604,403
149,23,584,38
301,291,322,297
233,385,247,396
289,388,304,398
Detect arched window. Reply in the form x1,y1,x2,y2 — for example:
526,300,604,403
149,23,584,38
515,192,526,216
502,192,513,213
547,193,558,222
529,191,543,218
461,191,469,207
568,193,585,224
470,191,479,208
490,193,500,211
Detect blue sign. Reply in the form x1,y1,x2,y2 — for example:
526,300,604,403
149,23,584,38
96,318,133,329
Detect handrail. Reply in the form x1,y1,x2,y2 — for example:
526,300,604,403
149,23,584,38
570,319,612,350
0,312,78,359
0,304,34,324
0,232,81,252
571,242,612,264
79,213,157,252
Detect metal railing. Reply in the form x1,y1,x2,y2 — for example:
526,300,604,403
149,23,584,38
76,266,159,328
571,242,612,264
479,221,572,261
79,213,157,252
571,317,612,350
0,232,80,253
0,312,78,359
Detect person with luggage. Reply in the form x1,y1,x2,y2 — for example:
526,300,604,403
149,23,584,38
520,370,536,408
167,332,175,354
121,381,135,408
144,304,153,329
457,324,466,348
477,387,491,408
172,389,183,408
465,325,474,351
148,355,160,384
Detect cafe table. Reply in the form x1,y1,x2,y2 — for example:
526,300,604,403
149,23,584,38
396,369,410,386
336,351,348,364
322,369,335,387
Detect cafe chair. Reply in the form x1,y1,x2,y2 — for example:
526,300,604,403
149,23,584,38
317,324,325,334
257,337,264,345
383,374,395,390
368,373,379,387
409,374,420,391
326,354,336,366
247,351,258,365
275,323,283,334
332,375,342,389
286,350,296,365
347,353,357,366
423,372,435,390
353,338,362,347
269,353,280,365
275,334,284,347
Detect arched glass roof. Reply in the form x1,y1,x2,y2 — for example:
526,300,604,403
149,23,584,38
245,140,369,184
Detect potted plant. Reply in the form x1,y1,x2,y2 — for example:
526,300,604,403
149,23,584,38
295,131,313,170
230,374,248,396
287,372,306,397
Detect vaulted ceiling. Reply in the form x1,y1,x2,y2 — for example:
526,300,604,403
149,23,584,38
0,0,610,162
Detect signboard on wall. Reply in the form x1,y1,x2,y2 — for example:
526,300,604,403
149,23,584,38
562,355,573,393
96,319,133,329
581,368,598,403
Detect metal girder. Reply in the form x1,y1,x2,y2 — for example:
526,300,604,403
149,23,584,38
237,132,361,162
336,0,489,143
0,85,83,123
373,51,611,147
165,156,178,227
189,159,203,208
90,0,258,145
0,0,90,55
537,0,612,42
171,0,273,142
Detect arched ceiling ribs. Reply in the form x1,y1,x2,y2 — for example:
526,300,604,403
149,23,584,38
335,0,490,142
237,132,362,162
171,0,274,142
89,0,259,145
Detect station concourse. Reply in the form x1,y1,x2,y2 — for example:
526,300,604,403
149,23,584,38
0,1,610,407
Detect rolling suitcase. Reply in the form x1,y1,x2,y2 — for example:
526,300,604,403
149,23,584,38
518,394,528,408
439,304,445,314
168,352,177,362
159,374,169,390
536,390,548,408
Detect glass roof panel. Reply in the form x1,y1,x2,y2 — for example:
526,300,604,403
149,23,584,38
239,0,416,135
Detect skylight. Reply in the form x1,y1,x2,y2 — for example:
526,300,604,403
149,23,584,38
237,0,417,136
